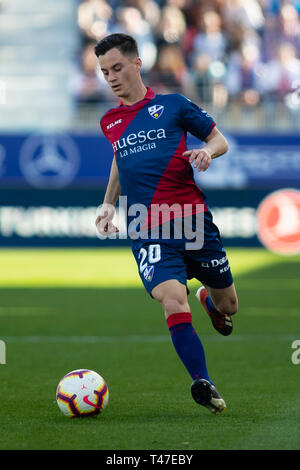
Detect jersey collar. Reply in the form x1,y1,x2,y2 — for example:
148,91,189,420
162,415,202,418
119,86,155,108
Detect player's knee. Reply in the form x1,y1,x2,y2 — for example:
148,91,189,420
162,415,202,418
155,290,189,317
216,296,238,316
162,297,189,318
152,281,189,317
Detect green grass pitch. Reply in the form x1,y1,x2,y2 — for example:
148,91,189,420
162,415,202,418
0,247,299,450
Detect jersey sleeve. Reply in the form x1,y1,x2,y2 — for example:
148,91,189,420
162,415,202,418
100,113,117,159
100,116,108,139
177,94,216,140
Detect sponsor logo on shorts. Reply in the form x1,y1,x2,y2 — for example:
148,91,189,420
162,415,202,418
201,255,228,269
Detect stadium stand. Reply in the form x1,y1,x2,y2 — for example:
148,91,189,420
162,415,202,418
0,0,299,130
73,0,300,131
0,0,78,131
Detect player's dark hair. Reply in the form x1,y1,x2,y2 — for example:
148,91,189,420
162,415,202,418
94,33,139,58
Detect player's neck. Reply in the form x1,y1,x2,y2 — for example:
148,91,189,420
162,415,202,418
120,83,148,106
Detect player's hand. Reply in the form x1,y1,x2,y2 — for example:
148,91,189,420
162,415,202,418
183,148,212,172
95,203,119,236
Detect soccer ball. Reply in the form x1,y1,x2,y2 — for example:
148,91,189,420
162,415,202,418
56,369,109,418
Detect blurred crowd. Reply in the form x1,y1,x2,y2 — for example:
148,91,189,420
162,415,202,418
71,0,300,114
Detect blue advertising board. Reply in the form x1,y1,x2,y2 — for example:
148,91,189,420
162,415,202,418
0,132,299,247
0,133,112,188
0,132,300,189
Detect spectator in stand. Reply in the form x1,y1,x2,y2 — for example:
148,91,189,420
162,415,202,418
262,2,300,60
111,6,157,72
221,0,265,35
191,52,214,103
71,43,115,103
260,42,300,100
279,3,300,54
78,0,113,43
189,8,228,108
226,42,262,107
192,9,227,62
156,3,187,44
135,0,161,34
73,0,299,118
149,43,194,96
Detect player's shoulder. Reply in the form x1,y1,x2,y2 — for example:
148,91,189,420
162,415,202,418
155,92,191,106
100,105,122,135
153,93,193,120
100,105,121,124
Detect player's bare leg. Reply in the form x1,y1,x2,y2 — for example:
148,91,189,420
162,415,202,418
204,283,238,315
151,279,190,319
196,283,238,336
152,279,226,414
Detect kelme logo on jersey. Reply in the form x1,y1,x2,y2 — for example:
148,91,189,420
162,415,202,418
143,265,154,282
148,105,164,119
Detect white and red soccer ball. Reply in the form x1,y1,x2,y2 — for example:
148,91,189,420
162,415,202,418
56,369,109,418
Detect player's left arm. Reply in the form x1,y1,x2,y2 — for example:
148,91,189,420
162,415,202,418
183,127,228,172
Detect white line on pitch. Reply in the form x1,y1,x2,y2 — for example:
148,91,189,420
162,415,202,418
1,334,298,344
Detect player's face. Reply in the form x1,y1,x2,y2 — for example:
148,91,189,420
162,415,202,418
99,48,141,99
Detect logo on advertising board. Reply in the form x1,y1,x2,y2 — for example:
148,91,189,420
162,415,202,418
19,134,80,188
257,189,300,255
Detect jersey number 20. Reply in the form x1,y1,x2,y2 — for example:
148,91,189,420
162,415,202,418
138,244,161,273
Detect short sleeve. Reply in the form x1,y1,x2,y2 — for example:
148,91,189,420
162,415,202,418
178,94,216,140
100,117,107,139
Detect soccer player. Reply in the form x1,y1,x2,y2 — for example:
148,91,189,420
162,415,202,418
94,33,238,414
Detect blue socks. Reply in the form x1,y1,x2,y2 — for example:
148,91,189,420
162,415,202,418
205,295,219,313
167,312,211,383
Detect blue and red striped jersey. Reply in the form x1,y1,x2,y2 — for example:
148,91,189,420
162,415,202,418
100,87,216,227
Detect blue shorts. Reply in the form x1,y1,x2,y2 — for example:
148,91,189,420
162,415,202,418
132,211,233,296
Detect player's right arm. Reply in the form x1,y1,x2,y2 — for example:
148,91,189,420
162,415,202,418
95,156,121,235
177,94,228,172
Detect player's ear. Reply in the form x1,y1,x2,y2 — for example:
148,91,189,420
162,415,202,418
136,57,142,71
